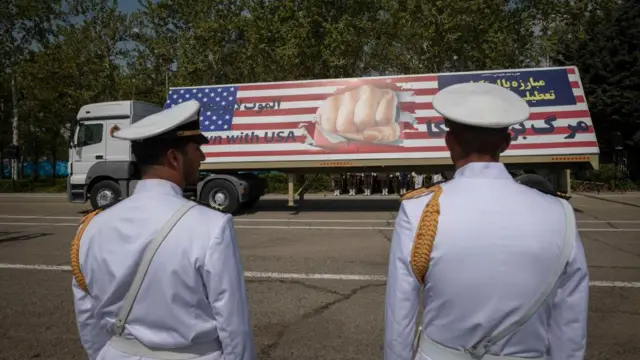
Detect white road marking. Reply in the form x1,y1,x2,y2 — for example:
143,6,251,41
0,264,71,271
588,281,640,288
0,215,640,224
0,221,639,232
244,271,388,281
577,220,640,223
240,225,395,230
0,263,638,287
238,226,640,232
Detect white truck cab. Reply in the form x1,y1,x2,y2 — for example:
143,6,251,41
67,100,266,212
68,101,162,209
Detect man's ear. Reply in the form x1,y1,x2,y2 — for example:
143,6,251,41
499,132,512,154
445,131,453,151
166,149,182,169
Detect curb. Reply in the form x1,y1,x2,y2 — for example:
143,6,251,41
577,193,640,208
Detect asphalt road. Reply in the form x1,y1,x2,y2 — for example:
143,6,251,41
0,192,639,360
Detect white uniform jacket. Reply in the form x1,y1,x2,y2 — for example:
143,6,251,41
384,162,589,360
72,179,257,360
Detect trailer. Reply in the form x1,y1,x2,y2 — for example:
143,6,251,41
67,66,599,213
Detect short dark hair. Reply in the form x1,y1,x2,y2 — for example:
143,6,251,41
131,137,191,174
445,119,510,156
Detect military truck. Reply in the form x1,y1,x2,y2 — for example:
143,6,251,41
67,65,599,213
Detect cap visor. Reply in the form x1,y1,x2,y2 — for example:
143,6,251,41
194,134,209,145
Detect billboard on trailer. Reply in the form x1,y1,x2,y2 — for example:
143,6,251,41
164,66,598,164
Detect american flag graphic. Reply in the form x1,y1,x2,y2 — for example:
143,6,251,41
165,66,599,164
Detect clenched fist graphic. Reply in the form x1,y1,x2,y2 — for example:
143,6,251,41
315,85,401,143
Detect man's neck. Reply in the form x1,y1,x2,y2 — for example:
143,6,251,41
454,154,500,170
141,171,184,189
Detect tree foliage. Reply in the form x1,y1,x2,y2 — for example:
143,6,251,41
553,0,640,149
0,0,634,179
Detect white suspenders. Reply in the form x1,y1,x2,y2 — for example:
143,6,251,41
113,201,197,336
415,197,577,360
107,201,223,359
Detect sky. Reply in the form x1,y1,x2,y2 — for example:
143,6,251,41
61,0,152,24
62,0,149,15
116,0,146,14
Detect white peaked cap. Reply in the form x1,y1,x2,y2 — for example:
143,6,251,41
432,82,530,128
113,99,203,141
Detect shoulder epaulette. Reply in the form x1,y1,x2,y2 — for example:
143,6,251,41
408,184,444,285
70,199,124,295
401,187,432,201
540,189,572,201
401,181,447,201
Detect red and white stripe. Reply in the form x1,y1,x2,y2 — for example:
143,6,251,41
169,67,599,163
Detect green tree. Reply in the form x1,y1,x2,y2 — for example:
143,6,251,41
128,0,248,105
529,0,618,66
129,0,383,98
235,0,382,80
6,0,634,184
66,0,133,101
554,0,640,151
0,1,64,178
13,0,132,178
365,0,546,75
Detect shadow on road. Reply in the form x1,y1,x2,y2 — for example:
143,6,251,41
0,231,52,244
73,197,402,216
73,197,585,217
240,197,587,215
238,198,401,215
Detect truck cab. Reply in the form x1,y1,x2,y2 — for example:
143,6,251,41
68,101,162,209
67,100,266,213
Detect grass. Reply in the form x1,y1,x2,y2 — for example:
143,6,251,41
0,178,67,193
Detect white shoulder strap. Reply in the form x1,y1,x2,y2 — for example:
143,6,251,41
113,201,198,336
466,198,576,358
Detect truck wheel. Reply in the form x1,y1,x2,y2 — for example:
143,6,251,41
90,180,121,210
515,174,556,194
200,180,240,214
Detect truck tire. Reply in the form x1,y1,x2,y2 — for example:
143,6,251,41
90,180,121,210
199,180,240,214
515,173,556,194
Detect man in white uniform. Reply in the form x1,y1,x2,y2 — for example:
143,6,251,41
71,99,257,360
384,82,589,360
412,172,424,189
430,173,443,185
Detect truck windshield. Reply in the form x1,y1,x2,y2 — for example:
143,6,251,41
75,123,103,147
74,123,84,146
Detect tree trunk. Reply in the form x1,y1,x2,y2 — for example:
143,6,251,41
50,131,59,180
11,71,20,180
